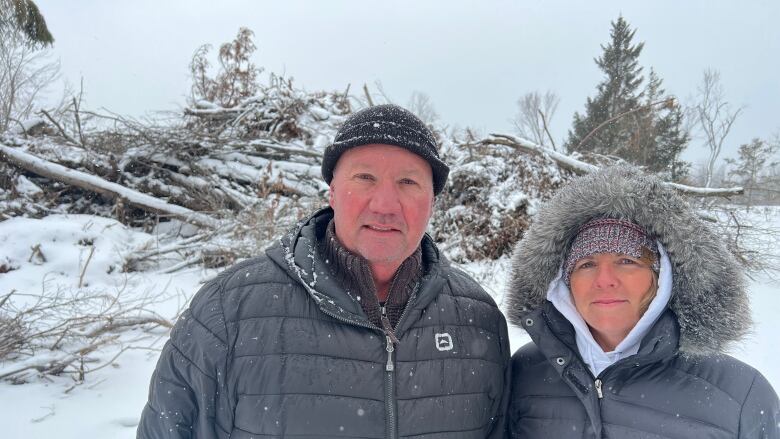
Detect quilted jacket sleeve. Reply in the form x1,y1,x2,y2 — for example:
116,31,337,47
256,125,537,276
137,278,230,439
739,369,780,439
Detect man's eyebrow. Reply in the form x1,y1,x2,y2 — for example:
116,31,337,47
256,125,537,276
397,168,427,176
343,163,374,173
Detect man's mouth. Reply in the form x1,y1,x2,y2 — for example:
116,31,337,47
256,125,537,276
365,225,398,232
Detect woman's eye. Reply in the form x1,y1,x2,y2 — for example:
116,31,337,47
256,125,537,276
576,261,595,270
618,258,637,265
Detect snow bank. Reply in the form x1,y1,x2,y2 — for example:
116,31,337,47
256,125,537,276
0,211,777,438
0,214,216,438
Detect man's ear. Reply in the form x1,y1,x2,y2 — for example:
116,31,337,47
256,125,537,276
425,195,435,222
328,184,335,208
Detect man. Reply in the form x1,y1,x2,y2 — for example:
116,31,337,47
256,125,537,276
137,104,510,438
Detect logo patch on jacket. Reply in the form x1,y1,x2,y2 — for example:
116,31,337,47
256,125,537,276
435,333,454,351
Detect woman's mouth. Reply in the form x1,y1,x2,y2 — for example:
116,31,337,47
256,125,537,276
592,299,627,306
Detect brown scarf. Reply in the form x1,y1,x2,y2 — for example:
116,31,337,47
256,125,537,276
320,220,422,330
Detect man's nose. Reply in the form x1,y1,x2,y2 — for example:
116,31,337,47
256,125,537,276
368,180,402,215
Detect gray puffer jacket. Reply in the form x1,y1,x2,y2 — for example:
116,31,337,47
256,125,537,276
505,166,779,438
138,208,510,438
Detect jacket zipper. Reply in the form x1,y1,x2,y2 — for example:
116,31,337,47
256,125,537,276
294,254,416,439
594,378,604,399
379,287,419,438
382,306,398,439
312,298,400,439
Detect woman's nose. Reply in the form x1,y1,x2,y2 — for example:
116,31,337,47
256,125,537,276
593,264,619,289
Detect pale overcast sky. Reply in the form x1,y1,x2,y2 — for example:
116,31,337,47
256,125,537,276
37,0,780,164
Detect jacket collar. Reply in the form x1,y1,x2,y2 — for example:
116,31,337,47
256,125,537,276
266,207,447,334
523,301,680,380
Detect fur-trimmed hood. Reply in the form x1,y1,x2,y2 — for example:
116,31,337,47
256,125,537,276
506,165,751,355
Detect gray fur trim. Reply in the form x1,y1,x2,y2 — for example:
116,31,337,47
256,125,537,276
505,165,750,355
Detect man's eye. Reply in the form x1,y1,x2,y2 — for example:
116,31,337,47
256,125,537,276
355,174,375,181
400,178,418,185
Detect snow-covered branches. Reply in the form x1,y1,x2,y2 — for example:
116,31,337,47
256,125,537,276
0,143,221,228
184,74,350,142
189,27,261,109
483,133,598,174
480,133,744,197
0,74,343,231
431,135,570,261
0,286,176,383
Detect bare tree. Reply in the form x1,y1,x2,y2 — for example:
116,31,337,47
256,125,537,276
765,133,780,205
690,159,727,188
512,90,559,150
0,25,59,132
726,138,780,208
407,90,439,125
689,69,742,187
189,27,261,108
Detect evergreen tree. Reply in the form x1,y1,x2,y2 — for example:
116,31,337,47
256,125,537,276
565,16,688,178
566,16,643,156
0,0,54,47
636,69,690,178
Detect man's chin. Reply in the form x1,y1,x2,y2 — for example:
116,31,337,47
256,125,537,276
356,245,406,265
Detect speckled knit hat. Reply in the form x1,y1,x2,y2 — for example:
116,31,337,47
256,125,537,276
563,218,660,285
322,104,449,195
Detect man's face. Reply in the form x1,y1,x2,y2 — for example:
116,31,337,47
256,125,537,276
329,144,434,268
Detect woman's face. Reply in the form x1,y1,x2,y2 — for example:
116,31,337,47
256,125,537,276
569,252,656,351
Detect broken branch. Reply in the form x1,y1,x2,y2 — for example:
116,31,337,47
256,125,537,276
0,143,221,229
482,133,744,197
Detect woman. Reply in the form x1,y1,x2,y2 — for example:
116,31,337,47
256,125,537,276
506,165,779,438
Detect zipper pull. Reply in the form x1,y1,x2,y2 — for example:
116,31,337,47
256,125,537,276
385,336,395,371
381,304,399,371
381,315,400,345
594,378,604,399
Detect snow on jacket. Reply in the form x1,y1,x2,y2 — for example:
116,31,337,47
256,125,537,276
505,165,779,438
137,207,511,438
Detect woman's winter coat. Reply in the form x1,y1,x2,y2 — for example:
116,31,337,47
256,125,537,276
506,165,779,438
137,208,510,438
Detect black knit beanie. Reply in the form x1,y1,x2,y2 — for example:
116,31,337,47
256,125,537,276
322,104,450,195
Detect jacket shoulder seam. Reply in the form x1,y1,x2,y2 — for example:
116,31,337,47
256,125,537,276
442,275,499,308
167,339,218,382
736,369,759,437
670,358,754,402
607,395,735,435
186,307,228,345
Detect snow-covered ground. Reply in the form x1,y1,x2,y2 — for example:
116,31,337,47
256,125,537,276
1,211,778,438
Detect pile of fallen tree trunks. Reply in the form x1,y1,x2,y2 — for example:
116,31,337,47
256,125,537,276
0,85,745,272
